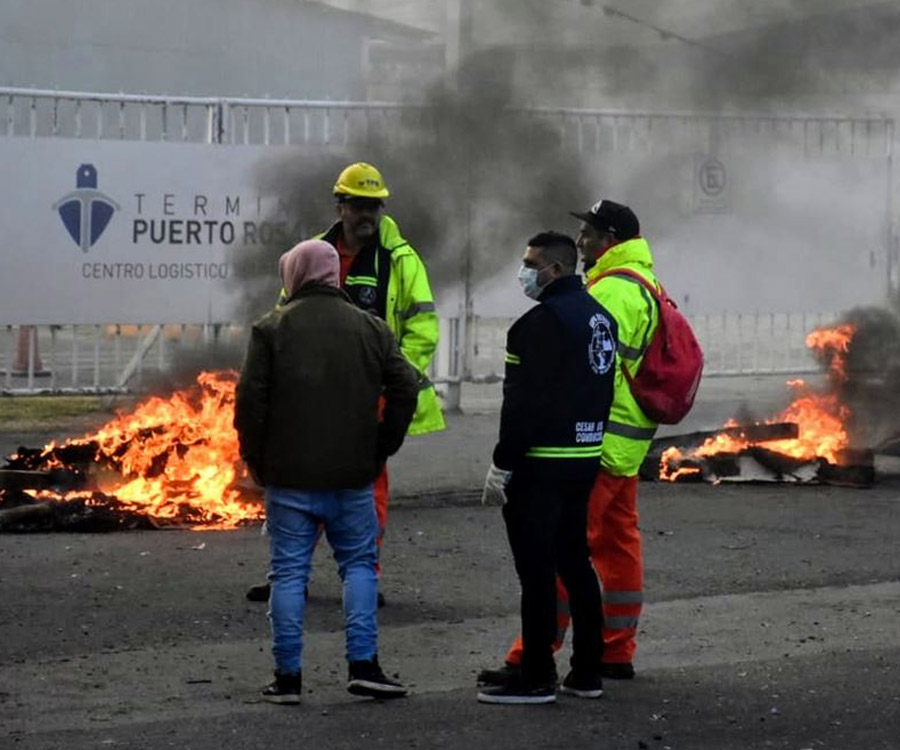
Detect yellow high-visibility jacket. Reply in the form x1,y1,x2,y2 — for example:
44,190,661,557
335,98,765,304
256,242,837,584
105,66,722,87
585,237,660,476
279,215,444,435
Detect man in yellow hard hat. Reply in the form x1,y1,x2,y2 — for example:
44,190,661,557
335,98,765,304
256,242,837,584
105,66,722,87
246,162,445,604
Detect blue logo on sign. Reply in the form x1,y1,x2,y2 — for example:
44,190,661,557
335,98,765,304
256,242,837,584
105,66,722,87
53,164,120,252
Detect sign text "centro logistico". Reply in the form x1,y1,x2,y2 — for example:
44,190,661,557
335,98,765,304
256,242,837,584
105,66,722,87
131,193,298,246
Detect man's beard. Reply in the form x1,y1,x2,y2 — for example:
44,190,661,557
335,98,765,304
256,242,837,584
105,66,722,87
349,221,378,246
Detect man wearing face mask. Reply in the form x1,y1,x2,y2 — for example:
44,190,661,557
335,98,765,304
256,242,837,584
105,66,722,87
479,200,657,689
246,162,444,605
478,232,617,705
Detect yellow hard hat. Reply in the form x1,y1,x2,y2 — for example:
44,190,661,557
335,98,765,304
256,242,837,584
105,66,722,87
333,162,390,199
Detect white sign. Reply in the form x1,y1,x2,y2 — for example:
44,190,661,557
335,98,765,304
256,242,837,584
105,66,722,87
0,139,304,325
693,154,730,214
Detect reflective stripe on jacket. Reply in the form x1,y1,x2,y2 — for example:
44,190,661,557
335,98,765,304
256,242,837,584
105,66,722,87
585,237,659,476
494,275,617,481
279,215,444,436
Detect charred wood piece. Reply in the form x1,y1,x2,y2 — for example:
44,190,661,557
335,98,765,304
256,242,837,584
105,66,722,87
818,449,875,488
0,492,159,532
658,447,874,487
5,442,101,471
641,422,800,480
0,468,87,492
652,422,799,452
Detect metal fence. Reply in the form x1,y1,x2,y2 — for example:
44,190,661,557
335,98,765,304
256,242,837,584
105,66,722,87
1,312,842,400
3,87,893,157
1,324,236,395
464,311,845,387
0,319,462,397
1,86,893,399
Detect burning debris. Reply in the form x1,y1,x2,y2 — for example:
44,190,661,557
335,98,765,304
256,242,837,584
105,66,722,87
0,371,263,532
651,319,888,487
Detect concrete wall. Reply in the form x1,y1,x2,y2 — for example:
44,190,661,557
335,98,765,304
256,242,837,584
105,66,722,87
0,0,375,99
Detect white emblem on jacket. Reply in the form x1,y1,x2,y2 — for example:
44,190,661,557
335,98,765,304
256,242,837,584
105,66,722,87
588,312,616,375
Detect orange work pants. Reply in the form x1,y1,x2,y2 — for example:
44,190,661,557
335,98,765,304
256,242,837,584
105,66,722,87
505,470,643,666
374,464,389,576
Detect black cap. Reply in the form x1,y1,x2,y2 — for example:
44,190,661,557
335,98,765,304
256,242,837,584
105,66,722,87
569,199,640,240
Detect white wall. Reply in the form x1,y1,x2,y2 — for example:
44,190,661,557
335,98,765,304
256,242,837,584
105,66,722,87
0,0,369,98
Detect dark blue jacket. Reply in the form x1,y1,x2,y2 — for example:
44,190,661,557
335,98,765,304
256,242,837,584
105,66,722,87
493,275,618,481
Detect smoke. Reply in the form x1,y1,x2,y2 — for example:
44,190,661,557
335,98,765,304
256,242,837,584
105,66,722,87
155,26,597,380
686,6,899,109
164,1,900,382
226,42,595,323
470,3,900,112
134,332,248,395
840,306,900,448
624,1,900,111
224,1,900,324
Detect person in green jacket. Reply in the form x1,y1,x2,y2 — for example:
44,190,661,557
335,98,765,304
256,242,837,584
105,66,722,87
575,200,659,677
247,162,444,604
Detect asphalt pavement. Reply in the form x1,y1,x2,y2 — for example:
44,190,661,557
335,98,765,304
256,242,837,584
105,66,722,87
2,374,899,749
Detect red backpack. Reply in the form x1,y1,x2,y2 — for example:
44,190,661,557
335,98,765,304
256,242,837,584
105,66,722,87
591,269,704,424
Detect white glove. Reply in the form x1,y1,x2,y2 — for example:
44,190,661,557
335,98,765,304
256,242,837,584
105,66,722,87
481,463,513,506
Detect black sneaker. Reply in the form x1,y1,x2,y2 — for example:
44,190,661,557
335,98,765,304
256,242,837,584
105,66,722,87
477,662,558,687
600,662,635,680
347,657,408,699
377,591,386,608
246,582,270,602
477,680,556,705
559,670,604,699
261,671,302,704
477,662,521,686
246,583,311,603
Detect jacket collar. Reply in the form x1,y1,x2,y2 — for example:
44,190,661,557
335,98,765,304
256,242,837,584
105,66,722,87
285,283,351,305
320,214,412,257
540,274,583,300
585,237,655,282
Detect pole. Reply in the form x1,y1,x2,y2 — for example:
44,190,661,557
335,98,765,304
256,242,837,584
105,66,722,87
446,0,476,381
13,326,50,377
886,119,898,311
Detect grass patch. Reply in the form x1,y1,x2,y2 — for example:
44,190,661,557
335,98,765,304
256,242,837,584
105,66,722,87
0,396,112,426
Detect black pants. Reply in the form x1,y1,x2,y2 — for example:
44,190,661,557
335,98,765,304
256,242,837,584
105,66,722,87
502,471,604,686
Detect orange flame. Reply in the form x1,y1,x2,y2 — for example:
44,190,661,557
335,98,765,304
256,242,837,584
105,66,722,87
660,324,856,480
689,393,850,465
806,324,855,382
660,446,702,482
23,371,262,529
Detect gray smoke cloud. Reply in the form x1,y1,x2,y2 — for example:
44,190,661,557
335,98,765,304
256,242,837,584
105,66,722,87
684,2,900,110
161,36,595,383
225,1,900,319
227,41,594,324
531,1,900,111
165,1,900,385
839,306,900,449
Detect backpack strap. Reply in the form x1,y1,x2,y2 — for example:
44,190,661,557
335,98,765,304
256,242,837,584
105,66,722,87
591,268,673,306
592,269,664,359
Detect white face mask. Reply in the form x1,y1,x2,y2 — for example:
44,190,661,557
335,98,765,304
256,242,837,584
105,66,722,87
517,264,545,300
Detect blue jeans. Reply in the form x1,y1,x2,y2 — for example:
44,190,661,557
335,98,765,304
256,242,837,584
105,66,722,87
265,484,378,674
